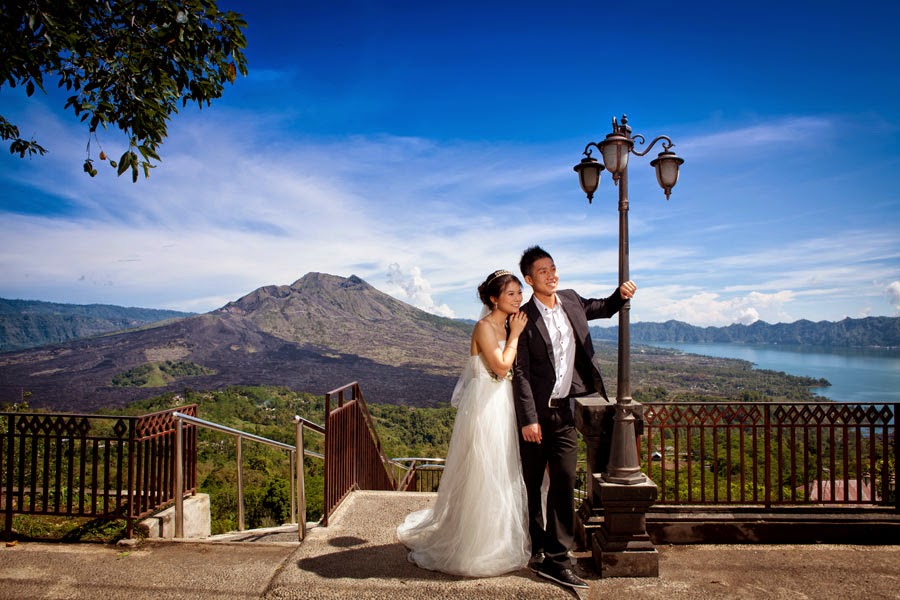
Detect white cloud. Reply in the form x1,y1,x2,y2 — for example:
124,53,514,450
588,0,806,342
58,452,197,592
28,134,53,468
385,263,454,318
682,116,835,159
650,289,796,326
1,101,898,326
887,281,900,312
737,307,760,325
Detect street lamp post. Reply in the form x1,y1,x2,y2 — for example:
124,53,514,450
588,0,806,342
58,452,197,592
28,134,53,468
572,114,683,577
574,114,683,483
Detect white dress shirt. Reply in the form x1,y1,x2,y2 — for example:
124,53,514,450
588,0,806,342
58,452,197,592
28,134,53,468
534,295,576,400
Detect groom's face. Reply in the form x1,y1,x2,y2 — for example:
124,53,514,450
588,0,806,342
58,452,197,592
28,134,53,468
525,257,558,297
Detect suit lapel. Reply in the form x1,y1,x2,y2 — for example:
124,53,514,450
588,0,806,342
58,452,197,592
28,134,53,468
558,291,588,344
527,297,555,366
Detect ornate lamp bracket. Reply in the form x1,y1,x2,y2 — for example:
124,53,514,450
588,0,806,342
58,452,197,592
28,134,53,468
631,134,676,157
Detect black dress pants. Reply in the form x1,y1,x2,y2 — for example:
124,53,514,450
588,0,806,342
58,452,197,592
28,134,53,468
519,406,578,568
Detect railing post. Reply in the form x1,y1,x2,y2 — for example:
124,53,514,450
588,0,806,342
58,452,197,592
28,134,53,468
764,406,772,509
126,418,136,539
323,392,331,526
4,414,13,541
175,417,184,538
289,450,296,526
236,434,244,532
894,403,899,512
295,417,307,540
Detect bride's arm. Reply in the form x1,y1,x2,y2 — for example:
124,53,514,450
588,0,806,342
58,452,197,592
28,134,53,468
472,315,525,378
473,321,513,378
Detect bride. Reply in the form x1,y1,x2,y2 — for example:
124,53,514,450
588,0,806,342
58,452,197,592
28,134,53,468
396,269,530,577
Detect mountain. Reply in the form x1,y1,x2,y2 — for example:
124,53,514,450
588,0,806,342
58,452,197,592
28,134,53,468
0,273,470,412
0,298,192,352
6,275,895,414
216,273,470,373
590,317,900,348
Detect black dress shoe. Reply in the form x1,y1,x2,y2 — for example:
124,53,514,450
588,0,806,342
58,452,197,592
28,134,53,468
535,562,589,589
528,552,545,572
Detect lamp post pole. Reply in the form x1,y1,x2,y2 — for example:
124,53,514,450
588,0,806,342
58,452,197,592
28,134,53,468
574,114,683,485
573,114,683,578
609,141,641,484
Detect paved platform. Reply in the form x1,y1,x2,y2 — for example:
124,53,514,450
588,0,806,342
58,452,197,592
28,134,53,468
1,490,898,600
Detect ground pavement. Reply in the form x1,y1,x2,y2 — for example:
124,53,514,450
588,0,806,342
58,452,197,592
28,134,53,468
1,490,897,599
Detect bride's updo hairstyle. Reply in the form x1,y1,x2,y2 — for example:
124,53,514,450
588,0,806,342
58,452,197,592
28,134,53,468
477,269,521,310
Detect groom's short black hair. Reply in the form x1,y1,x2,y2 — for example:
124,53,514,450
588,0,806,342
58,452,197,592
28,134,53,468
520,245,553,278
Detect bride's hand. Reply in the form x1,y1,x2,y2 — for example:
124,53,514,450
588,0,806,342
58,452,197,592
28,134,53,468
507,311,527,337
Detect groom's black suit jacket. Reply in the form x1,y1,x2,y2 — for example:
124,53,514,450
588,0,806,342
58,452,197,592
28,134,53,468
513,288,625,428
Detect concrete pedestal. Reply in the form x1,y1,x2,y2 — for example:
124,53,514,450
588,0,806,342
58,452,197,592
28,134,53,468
593,476,659,577
573,396,613,552
575,396,658,578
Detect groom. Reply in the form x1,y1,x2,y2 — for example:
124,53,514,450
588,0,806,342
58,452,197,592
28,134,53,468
513,245,635,590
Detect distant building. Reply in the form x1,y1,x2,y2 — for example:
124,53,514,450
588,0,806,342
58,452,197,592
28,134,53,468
802,479,877,502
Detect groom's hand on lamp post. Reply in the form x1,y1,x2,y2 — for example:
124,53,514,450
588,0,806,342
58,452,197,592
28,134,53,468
522,423,542,444
620,280,637,299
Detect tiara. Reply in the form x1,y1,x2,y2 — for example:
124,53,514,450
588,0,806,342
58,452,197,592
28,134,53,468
486,269,513,285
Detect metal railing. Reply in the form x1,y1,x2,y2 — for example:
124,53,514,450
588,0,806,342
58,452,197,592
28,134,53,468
178,381,401,537
293,415,324,540
9,394,892,544
172,411,306,537
392,457,446,493
323,382,397,524
640,402,897,508
2,405,197,539
390,398,898,513
2,379,400,541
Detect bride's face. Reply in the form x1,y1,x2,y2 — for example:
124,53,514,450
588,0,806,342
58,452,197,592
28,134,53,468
492,281,523,315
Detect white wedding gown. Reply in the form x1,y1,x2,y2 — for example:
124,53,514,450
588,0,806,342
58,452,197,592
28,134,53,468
396,342,530,577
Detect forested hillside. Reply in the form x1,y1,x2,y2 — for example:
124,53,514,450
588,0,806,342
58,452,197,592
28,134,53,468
591,316,900,348
0,298,191,352
107,337,830,534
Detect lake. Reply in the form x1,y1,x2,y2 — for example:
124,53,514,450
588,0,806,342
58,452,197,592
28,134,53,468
643,342,900,404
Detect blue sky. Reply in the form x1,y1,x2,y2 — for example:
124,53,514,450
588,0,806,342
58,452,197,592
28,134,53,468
1,0,898,326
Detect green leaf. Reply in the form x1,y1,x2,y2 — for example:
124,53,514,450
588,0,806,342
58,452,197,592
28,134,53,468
137,144,160,161
116,151,130,176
